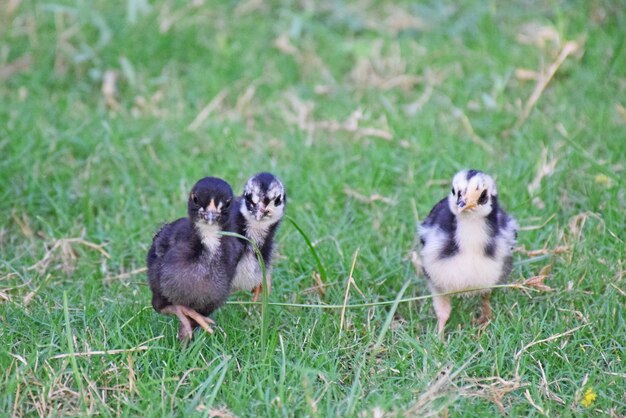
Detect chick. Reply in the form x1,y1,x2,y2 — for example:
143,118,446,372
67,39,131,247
418,169,518,336
231,173,286,301
147,177,243,341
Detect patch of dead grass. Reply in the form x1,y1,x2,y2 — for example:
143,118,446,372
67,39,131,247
527,145,561,209
349,40,421,91
279,92,394,144
28,236,110,276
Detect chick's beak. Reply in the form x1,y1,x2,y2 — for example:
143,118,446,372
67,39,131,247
255,204,267,221
458,199,476,212
458,188,480,212
203,201,220,224
202,210,218,223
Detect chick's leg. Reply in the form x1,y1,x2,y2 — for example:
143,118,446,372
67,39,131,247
251,272,272,302
160,305,215,340
179,305,215,334
474,292,492,325
251,286,261,302
432,295,452,337
160,305,194,340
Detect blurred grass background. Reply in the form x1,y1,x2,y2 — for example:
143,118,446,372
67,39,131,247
1,0,625,416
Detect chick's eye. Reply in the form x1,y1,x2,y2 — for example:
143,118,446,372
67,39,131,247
275,195,282,206
245,193,253,203
223,199,231,209
451,187,455,195
478,190,488,205
191,194,198,205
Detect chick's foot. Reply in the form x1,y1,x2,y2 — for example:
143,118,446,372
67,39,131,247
161,305,215,340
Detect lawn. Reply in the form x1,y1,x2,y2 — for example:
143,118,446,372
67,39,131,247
1,0,625,416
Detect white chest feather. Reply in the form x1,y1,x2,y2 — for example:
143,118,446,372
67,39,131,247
421,218,507,294
456,218,491,253
231,219,275,291
195,223,221,253
246,221,271,247
231,251,263,291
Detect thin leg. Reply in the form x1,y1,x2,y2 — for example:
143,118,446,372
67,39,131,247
160,305,194,340
251,272,271,303
432,295,452,337
160,305,215,340
474,292,493,325
251,285,261,302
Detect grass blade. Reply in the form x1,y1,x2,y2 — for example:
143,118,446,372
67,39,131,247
344,351,367,416
286,215,328,282
62,291,86,413
185,356,230,415
202,357,230,418
371,275,412,354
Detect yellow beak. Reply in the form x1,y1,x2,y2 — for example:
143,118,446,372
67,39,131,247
458,188,481,212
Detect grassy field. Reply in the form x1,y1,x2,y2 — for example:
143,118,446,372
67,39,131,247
1,0,625,416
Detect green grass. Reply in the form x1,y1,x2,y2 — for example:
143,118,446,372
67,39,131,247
1,0,625,416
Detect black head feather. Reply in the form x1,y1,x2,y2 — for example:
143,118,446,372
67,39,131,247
188,177,234,226
466,169,481,180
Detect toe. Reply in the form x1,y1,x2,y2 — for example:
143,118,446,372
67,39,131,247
178,324,193,341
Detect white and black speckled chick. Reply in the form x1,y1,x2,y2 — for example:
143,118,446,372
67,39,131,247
147,177,243,341
230,173,286,302
418,169,518,337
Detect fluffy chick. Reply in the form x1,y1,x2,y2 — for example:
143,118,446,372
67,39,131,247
231,172,286,301
147,177,243,341
418,169,518,336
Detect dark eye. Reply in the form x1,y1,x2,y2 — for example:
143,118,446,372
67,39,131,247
191,193,198,205
275,195,282,206
451,187,455,195
245,193,253,203
223,199,231,209
478,190,488,205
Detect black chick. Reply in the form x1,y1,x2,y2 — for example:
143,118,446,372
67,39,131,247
230,172,286,301
147,177,243,340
